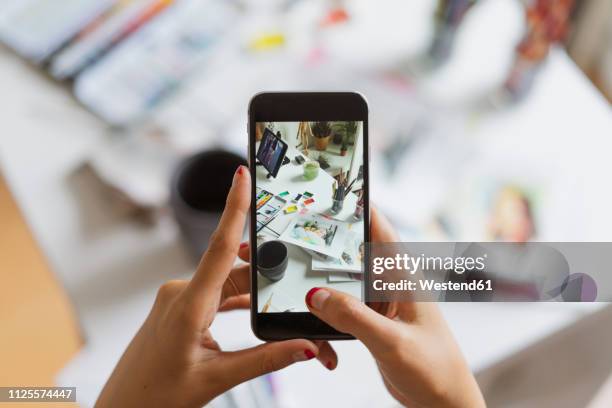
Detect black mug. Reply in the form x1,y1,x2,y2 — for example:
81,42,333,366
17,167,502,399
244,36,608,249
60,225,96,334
257,240,289,282
170,150,247,260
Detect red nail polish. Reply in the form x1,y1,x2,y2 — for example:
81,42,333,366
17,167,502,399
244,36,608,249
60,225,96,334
236,165,243,175
304,349,315,360
326,361,333,370
306,287,321,308
240,242,248,249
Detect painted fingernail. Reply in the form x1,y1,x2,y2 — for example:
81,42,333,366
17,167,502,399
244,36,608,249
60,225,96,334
326,361,334,370
306,287,321,308
239,242,248,249
304,349,316,360
236,165,244,175
306,288,330,310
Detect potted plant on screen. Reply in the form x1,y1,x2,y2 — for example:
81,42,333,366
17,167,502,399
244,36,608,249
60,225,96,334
312,121,332,151
343,121,358,145
340,138,348,156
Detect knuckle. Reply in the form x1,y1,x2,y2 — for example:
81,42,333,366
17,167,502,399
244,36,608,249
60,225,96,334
334,296,362,324
156,280,184,304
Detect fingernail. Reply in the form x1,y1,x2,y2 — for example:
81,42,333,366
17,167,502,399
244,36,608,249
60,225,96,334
232,166,244,186
240,242,248,249
306,288,330,310
293,349,316,362
326,361,334,370
304,349,316,360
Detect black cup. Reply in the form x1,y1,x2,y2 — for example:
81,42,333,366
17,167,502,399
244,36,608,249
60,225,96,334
170,150,247,259
257,240,288,282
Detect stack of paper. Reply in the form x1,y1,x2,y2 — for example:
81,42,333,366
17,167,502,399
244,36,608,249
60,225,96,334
277,213,364,283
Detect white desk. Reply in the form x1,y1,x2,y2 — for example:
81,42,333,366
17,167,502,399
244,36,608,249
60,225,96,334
255,146,362,312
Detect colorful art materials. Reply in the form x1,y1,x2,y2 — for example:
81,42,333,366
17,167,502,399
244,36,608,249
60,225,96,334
284,205,298,214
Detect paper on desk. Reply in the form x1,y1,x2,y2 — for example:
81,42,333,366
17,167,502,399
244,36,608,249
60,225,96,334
311,226,364,273
278,213,348,258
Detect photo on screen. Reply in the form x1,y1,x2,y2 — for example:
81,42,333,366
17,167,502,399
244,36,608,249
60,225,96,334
255,121,365,313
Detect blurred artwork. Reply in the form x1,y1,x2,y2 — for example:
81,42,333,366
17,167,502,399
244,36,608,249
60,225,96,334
434,173,541,243
503,0,575,101
427,0,478,67
487,186,536,243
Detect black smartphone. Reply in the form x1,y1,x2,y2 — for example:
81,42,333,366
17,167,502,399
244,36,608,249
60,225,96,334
248,92,370,340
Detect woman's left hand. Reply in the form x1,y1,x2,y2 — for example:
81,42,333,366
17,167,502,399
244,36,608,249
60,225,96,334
96,165,337,408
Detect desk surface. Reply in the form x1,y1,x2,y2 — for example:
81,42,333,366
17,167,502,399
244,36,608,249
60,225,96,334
0,173,82,391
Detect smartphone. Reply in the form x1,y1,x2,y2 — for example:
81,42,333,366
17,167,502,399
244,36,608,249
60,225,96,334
249,92,370,340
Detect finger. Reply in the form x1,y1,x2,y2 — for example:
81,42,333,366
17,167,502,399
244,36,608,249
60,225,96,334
371,206,399,242
238,242,249,262
306,287,399,355
219,340,318,387
370,207,422,322
220,264,250,302
314,340,338,370
218,294,250,312
185,165,251,308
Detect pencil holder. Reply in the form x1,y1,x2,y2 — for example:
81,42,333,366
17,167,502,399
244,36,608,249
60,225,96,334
330,198,344,215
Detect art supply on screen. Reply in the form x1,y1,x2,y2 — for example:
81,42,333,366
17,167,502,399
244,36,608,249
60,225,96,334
292,193,302,203
279,191,289,197
256,189,274,210
303,198,315,206
284,205,298,214
261,293,273,313
256,188,284,232
278,213,348,258
331,170,358,214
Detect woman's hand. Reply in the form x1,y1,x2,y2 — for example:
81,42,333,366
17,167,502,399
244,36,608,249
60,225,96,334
305,208,486,408
96,166,335,408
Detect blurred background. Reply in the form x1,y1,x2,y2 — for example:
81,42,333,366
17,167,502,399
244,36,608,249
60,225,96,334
1,0,612,407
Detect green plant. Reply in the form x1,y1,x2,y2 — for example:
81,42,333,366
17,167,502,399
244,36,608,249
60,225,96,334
343,121,358,145
311,121,332,138
344,121,358,136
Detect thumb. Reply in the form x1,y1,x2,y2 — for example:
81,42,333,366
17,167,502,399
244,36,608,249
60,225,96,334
306,287,398,355
220,340,318,386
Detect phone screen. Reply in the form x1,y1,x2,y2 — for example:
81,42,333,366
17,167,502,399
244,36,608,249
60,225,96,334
253,120,366,314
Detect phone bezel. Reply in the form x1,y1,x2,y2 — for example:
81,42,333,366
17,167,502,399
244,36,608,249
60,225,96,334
248,92,370,341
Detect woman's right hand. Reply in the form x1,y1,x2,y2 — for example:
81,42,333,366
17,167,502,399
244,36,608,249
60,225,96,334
305,208,486,408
